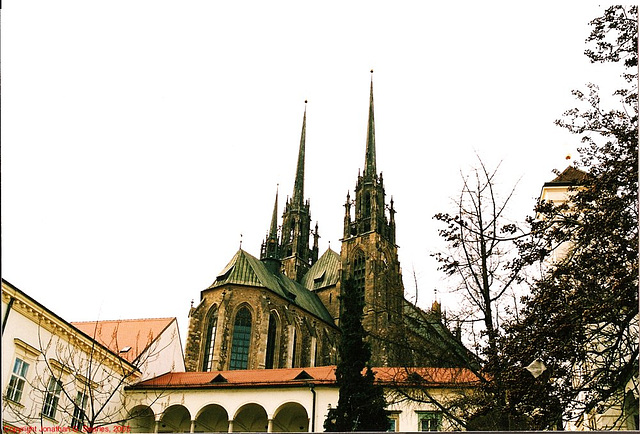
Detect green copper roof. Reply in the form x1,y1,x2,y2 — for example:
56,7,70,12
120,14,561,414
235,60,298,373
208,249,334,325
301,248,340,291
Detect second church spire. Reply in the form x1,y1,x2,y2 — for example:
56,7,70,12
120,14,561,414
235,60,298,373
261,101,318,281
292,101,307,209
364,70,377,180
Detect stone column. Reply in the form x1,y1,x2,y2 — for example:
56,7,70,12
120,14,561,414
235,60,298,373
267,418,274,433
228,420,234,433
190,420,196,433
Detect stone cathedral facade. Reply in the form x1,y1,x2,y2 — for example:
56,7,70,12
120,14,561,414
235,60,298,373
184,77,471,373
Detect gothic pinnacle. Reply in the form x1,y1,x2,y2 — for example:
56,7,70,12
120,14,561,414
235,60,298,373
269,185,279,238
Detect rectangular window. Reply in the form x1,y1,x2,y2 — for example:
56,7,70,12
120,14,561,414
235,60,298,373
42,377,62,419
71,391,88,430
418,412,442,432
387,412,400,432
6,358,29,403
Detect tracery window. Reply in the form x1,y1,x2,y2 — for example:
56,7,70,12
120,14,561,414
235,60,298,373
265,313,278,369
291,327,298,368
229,307,252,370
353,251,366,304
202,306,218,371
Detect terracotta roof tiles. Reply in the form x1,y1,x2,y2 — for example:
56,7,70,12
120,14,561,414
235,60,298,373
130,366,480,389
71,317,175,363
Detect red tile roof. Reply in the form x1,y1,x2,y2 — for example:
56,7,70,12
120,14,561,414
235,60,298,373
71,318,175,363
131,366,480,389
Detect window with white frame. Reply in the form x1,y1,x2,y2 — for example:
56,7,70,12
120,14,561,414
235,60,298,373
6,358,29,403
71,391,89,430
417,411,442,431
42,376,62,419
387,413,399,432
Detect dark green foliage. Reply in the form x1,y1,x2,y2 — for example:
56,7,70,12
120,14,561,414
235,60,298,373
324,279,390,432
495,5,638,429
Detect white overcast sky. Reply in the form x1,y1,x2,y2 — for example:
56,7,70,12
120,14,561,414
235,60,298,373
1,2,623,342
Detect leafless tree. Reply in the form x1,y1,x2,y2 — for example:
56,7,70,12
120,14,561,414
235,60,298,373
432,157,527,359
3,320,175,433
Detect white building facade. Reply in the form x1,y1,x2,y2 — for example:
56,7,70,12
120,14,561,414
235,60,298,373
2,280,185,433
124,366,479,432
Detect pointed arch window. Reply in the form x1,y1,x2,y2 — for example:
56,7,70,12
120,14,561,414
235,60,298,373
230,307,252,370
353,251,366,304
202,307,218,371
265,313,278,369
364,192,371,218
291,327,298,368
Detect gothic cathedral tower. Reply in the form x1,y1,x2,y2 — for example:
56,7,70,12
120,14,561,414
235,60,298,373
340,73,404,366
261,104,319,282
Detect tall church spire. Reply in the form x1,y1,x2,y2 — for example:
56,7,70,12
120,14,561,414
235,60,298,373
280,101,316,281
364,71,376,179
339,73,404,366
292,101,307,208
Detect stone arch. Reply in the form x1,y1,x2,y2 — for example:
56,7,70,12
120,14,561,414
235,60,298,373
159,404,191,433
128,405,155,433
229,305,253,370
202,303,219,371
272,402,309,432
233,403,268,432
194,403,229,433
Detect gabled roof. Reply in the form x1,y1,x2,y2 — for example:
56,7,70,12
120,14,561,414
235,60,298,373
544,166,589,187
71,317,176,363
2,279,139,373
301,248,340,291
129,365,480,390
131,366,336,389
207,249,335,325
403,301,479,369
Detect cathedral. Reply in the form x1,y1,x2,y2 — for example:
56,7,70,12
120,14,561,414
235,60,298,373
184,75,471,373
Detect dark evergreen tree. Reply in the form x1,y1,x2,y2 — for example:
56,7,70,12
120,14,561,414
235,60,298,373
495,5,638,429
324,278,390,432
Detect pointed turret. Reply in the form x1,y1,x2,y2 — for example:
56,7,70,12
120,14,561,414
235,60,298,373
292,101,307,209
269,187,279,239
261,187,281,263
364,70,376,180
